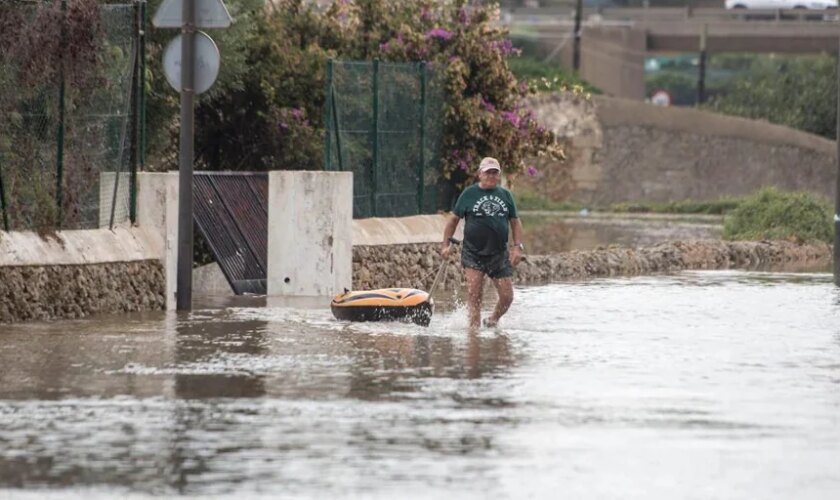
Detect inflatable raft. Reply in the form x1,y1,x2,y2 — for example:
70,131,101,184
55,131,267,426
331,288,433,326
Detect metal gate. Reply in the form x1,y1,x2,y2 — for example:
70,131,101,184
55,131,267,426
193,172,267,295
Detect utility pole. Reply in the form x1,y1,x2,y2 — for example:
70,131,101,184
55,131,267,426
697,24,708,105
834,36,840,285
572,0,583,71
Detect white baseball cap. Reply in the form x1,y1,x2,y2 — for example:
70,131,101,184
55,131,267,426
478,157,501,173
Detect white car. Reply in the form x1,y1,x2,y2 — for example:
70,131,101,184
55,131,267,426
725,0,838,8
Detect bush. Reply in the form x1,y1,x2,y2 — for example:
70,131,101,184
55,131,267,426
722,187,832,243
507,56,600,94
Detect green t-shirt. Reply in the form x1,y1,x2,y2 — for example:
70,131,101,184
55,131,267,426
453,184,518,256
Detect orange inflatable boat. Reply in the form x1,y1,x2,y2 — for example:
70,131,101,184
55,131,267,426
330,288,433,326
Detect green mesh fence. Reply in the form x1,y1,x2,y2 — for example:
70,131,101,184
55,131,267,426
324,59,444,219
0,1,140,232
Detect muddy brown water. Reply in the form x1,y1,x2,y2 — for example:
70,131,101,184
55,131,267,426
1,270,839,499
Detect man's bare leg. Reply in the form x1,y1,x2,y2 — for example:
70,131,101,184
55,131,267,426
464,268,485,328
484,277,513,327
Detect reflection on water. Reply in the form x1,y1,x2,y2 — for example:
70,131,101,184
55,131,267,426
2,271,840,499
521,213,721,253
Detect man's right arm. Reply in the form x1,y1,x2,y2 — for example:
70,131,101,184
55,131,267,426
440,213,461,257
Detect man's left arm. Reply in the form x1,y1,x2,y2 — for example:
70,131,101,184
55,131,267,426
510,217,524,266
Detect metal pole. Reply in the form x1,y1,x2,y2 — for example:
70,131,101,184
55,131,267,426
56,0,68,228
331,86,344,172
572,0,583,71
834,36,840,286
139,0,147,170
0,157,9,231
109,43,134,231
324,59,333,171
371,59,380,216
697,24,707,105
130,0,144,225
417,62,427,214
176,0,196,311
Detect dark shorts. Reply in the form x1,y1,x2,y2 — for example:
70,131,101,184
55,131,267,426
461,247,513,279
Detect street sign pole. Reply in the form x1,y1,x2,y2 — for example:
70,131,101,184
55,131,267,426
153,0,230,310
834,36,840,286
176,0,195,311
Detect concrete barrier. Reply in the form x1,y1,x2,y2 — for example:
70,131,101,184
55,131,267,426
267,171,353,297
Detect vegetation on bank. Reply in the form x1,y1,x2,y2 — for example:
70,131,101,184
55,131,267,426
722,188,833,243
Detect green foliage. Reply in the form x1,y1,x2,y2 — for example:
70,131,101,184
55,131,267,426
704,54,837,140
144,0,267,168
507,56,600,94
144,0,567,188
722,188,832,243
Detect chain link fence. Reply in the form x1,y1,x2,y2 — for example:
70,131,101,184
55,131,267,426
0,0,141,232
324,59,444,219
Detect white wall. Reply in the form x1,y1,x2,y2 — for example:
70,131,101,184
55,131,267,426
0,227,159,266
267,171,353,297
136,172,179,310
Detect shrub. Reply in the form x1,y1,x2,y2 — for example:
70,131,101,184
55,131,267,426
507,56,599,94
722,187,832,243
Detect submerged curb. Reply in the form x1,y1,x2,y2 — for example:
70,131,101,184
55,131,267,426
353,240,832,290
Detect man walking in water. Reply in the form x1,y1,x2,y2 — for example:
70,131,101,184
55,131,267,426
440,157,524,328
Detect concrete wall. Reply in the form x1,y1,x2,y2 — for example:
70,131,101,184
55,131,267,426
522,92,837,205
267,171,353,297
135,172,179,309
579,26,647,101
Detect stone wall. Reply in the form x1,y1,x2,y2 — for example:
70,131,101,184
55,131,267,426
0,227,166,323
0,260,165,323
521,93,837,205
353,240,831,290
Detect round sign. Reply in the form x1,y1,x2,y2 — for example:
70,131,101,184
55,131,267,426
162,31,220,94
650,89,672,107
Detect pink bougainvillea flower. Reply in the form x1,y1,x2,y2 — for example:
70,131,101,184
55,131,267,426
527,166,538,177
480,96,495,112
501,111,520,127
425,28,453,40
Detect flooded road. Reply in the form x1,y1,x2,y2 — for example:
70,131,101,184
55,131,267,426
1,271,839,499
